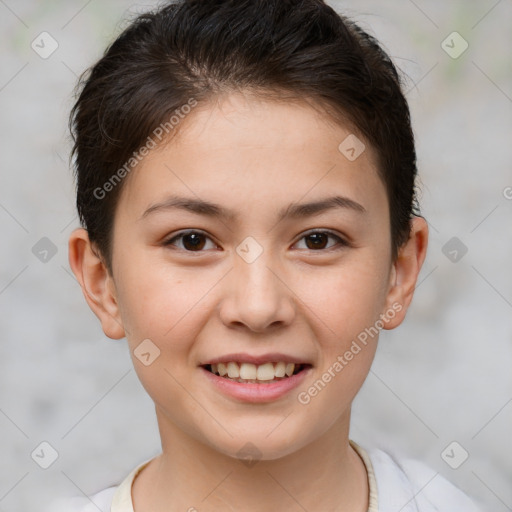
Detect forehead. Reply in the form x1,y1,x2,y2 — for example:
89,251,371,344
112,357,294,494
117,93,387,222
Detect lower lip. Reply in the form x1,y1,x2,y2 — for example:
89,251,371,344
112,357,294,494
200,366,312,403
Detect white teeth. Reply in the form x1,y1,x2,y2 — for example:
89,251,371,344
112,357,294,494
217,362,227,376
239,363,257,380
285,363,295,377
274,361,286,378
209,361,301,381
256,362,275,380
227,361,240,378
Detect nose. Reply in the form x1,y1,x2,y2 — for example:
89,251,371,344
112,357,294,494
218,246,296,333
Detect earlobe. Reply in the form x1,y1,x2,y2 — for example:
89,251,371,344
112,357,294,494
68,228,126,340
382,216,429,330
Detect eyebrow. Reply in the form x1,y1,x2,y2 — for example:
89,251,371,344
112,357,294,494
139,194,366,222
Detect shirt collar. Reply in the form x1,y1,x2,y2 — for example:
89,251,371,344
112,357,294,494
112,441,378,512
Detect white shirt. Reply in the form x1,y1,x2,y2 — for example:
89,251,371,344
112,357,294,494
49,442,483,511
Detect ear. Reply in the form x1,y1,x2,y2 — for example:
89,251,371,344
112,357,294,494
381,216,429,330
68,228,126,339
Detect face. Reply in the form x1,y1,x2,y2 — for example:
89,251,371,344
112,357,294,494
97,93,406,460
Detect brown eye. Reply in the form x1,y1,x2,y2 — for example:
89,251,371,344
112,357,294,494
305,232,329,250
295,230,347,251
181,233,206,251
164,231,216,251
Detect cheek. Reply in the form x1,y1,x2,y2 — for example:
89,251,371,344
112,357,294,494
295,342,376,440
115,251,212,342
117,263,212,414
295,262,384,417
296,254,390,344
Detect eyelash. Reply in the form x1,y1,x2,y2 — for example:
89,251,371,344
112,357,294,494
162,229,350,253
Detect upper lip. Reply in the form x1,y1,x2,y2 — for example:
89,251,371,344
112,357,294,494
200,352,313,366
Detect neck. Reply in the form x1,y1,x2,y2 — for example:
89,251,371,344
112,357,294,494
132,408,368,512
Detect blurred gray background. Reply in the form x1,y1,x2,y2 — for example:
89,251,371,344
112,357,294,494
1,1,511,510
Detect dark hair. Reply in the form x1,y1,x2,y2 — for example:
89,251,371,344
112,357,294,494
69,0,420,274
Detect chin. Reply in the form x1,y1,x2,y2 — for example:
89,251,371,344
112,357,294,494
204,421,314,464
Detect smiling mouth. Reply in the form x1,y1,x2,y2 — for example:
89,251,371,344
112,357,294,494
202,362,311,384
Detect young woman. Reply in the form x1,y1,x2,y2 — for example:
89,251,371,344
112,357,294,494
61,1,482,510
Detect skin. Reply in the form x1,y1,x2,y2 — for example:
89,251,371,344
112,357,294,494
69,92,428,512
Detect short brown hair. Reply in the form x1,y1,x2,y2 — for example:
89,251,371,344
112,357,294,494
69,0,420,273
